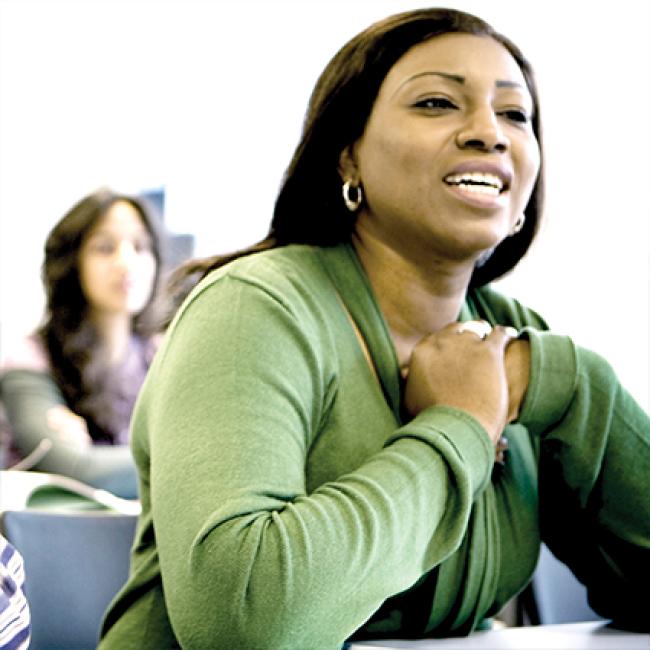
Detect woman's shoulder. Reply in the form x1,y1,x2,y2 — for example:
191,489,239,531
166,245,336,335
209,244,322,283
191,244,330,303
0,332,51,373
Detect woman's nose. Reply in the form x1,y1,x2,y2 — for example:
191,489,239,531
456,108,508,153
114,241,137,267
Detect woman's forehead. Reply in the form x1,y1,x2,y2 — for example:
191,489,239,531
87,202,148,238
382,33,529,94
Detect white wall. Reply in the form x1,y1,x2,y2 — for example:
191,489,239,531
1,0,648,409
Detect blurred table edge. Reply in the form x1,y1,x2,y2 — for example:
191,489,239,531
347,620,650,649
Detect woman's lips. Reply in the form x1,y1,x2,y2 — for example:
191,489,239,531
443,161,512,190
114,279,135,294
444,180,508,209
442,164,512,210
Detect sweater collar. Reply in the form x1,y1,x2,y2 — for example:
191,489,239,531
316,242,476,423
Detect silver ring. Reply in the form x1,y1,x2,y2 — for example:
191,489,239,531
457,320,492,339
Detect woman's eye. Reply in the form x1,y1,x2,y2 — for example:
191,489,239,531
413,96,457,110
500,109,530,124
90,241,115,254
134,238,152,253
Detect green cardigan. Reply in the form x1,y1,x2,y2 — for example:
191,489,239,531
100,243,650,649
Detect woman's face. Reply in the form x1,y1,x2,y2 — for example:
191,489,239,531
345,33,540,265
78,201,157,318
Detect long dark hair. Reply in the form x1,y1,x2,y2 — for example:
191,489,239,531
170,7,544,295
37,187,164,442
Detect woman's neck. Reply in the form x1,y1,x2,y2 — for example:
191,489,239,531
89,311,133,366
352,232,474,368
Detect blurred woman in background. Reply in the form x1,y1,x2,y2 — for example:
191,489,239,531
0,188,165,498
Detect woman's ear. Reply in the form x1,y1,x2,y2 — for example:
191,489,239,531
338,144,359,182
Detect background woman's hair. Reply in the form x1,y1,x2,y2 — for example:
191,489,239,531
169,7,544,301
38,187,165,443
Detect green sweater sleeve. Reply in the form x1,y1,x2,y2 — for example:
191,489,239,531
1,369,137,498
519,329,650,629
141,273,494,650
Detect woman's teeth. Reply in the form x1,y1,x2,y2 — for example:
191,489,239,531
444,172,505,196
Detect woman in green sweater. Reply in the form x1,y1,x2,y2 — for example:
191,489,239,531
100,8,650,649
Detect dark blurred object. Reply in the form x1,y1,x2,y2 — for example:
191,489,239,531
139,187,195,273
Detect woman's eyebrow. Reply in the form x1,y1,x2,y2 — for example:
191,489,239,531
394,71,464,95
496,79,524,89
394,71,525,95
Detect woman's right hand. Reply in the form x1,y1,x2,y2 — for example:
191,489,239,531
46,405,92,448
403,322,517,443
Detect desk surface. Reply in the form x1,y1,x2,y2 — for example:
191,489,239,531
348,621,650,649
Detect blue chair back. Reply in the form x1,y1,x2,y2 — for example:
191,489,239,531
1,509,137,649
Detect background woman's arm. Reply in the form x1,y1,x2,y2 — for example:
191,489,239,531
1,369,137,498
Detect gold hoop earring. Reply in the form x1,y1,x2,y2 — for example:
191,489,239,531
342,180,363,212
510,214,525,236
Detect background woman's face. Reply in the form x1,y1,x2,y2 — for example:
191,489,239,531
78,201,157,318
349,33,540,265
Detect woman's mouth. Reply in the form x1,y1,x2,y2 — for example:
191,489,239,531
442,171,510,208
443,172,506,196
114,279,135,294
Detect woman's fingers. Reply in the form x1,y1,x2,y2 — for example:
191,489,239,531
403,322,518,441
